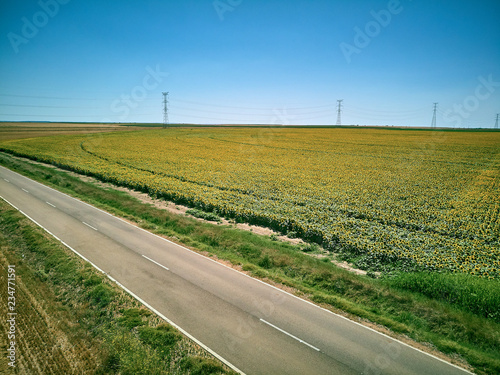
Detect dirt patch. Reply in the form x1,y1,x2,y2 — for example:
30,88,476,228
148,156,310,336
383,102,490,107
334,260,371,276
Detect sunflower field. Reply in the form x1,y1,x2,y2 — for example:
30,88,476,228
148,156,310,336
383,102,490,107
1,127,499,278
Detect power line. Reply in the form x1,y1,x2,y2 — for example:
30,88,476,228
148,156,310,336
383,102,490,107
0,104,102,109
171,98,333,111
348,105,428,115
0,94,336,114
0,113,148,118
0,93,105,101
169,104,336,117
0,91,494,127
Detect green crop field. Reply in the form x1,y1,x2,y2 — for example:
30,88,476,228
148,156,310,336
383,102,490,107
1,127,499,278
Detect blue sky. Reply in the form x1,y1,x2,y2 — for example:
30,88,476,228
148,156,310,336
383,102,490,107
1,0,499,127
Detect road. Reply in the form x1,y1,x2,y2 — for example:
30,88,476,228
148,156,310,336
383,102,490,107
0,165,473,375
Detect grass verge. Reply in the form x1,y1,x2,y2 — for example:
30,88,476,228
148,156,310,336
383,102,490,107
0,198,235,374
1,152,499,374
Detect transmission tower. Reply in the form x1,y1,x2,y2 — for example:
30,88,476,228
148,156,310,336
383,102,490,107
431,102,438,128
495,113,499,129
162,92,169,128
336,99,343,125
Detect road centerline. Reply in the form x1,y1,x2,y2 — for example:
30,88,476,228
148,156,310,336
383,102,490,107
260,318,321,352
46,201,56,208
21,188,29,193
82,221,98,231
142,254,170,271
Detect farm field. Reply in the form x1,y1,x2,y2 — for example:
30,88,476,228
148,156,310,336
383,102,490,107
1,127,499,278
0,121,154,141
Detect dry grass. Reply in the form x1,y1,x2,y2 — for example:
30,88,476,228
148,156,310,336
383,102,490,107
0,234,102,374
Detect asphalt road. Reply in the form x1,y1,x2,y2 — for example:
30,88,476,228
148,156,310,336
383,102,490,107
0,165,473,375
